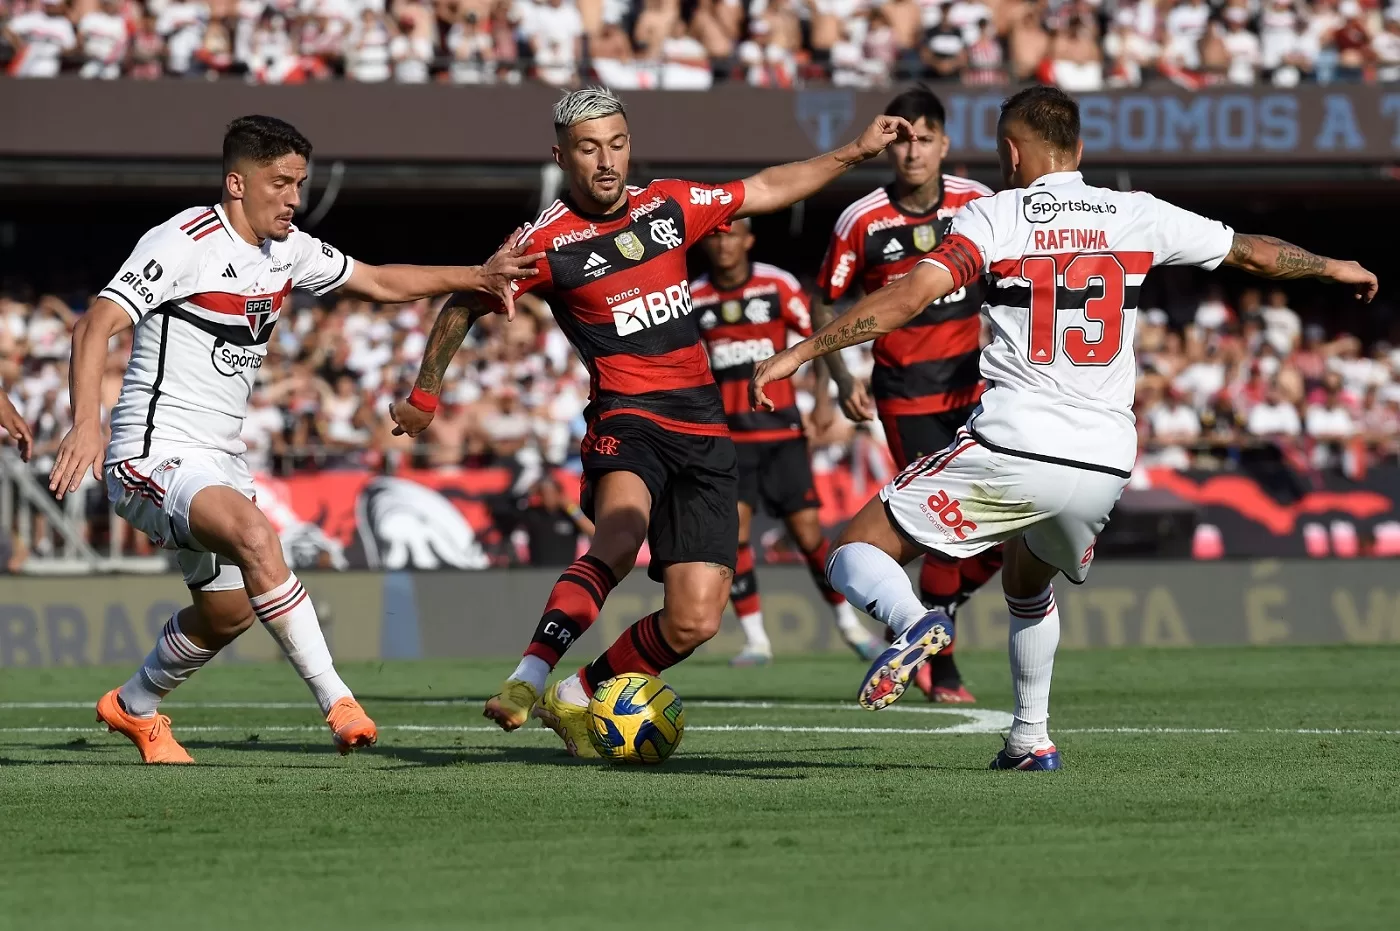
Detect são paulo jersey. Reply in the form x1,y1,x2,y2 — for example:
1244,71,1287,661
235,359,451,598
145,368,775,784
922,170,1235,476
818,176,992,416
510,179,746,436
100,204,354,464
693,262,812,442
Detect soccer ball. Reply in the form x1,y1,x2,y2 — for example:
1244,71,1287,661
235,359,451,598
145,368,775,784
587,673,686,765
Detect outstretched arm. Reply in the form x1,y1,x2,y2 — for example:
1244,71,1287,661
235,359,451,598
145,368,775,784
809,297,875,423
736,115,914,218
752,262,953,411
1223,233,1378,300
340,230,542,314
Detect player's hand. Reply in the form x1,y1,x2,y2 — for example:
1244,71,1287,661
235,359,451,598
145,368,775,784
0,397,33,463
851,115,915,162
48,419,103,500
751,350,803,412
1326,260,1379,302
837,379,875,423
389,399,435,438
808,395,836,437
478,227,545,322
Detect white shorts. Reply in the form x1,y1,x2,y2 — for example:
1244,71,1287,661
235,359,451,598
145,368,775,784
879,429,1128,584
106,448,252,592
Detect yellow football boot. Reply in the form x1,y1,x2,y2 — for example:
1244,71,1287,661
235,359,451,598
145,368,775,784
532,681,599,759
482,679,539,732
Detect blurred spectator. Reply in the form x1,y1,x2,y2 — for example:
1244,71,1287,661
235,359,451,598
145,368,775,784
6,0,76,77
1247,382,1303,438
738,17,796,87
526,0,584,86
157,0,208,76
347,9,394,82
502,475,593,566
78,0,129,79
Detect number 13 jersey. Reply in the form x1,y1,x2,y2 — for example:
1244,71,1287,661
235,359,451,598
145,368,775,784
923,170,1235,477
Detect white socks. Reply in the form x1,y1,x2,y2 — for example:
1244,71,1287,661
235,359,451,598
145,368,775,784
251,573,352,715
738,611,771,653
1006,586,1060,754
826,543,926,636
117,614,217,718
511,654,552,692
555,672,588,707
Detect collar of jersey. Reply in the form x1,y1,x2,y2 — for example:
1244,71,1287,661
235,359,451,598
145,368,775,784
1028,171,1084,189
213,204,258,249
883,180,943,219
562,192,631,224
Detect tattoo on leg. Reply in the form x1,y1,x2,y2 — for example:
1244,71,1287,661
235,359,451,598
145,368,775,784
706,562,735,581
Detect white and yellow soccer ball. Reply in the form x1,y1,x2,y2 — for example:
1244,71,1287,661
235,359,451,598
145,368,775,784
587,673,686,765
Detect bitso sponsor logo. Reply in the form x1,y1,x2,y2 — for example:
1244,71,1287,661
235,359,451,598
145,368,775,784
919,489,978,541
142,260,163,281
553,224,600,250
710,338,776,370
1023,191,1118,224
118,271,156,304
611,282,693,336
689,187,733,206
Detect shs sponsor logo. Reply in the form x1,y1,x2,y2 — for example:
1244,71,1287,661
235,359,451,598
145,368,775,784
829,250,857,289
689,187,733,206
710,338,776,370
919,489,977,541
552,224,599,250
211,339,264,377
609,282,693,336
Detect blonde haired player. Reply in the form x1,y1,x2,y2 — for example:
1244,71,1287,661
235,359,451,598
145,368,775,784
50,115,540,764
752,86,1377,771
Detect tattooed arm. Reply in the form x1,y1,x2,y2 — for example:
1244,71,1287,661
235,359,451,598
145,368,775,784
752,261,952,412
389,292,496,437
809,298,875,424
1223,234,1378,300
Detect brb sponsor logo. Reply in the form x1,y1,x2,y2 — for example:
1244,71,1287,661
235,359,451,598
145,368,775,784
710,338,776,370
553,224,599,250
1022,191,1118,224
690,187,733,206
211,339,264,377
829,250,857,289
608,282,693,336
919,489,977,541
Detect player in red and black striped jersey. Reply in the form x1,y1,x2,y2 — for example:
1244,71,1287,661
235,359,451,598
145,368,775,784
693,220,882,666
390,87,915,757
814,86,998,704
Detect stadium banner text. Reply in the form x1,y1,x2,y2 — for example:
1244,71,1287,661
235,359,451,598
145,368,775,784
4,83,1400,165
2,561,1399,667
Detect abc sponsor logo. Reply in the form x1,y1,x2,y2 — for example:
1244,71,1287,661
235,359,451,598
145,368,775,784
1022,191,1118,224
710,338,776,370
610,282,693,336
918,489,978,541
552,224,600,250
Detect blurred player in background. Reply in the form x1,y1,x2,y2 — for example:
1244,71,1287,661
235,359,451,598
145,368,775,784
814,86,993,704
754,85,1378,771
693,220,881,664
49,115,539,764
391,87,912,757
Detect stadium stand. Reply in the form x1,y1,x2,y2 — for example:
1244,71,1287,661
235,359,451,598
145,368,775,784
3,0,1400,89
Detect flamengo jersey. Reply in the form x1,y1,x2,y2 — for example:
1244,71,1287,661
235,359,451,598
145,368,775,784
693,262,812,443
512,179,746,436
923,170,1235,476
101,204,354,464
818,176,993,416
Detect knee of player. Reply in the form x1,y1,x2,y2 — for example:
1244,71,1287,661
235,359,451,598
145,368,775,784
587,533,645,580
230,520,286,574
663,604,723,650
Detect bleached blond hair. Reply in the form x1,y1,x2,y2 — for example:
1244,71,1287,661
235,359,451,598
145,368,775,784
553,87,627,133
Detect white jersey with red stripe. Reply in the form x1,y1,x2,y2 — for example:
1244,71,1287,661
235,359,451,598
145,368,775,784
922,170,1235,476
101,204,354,464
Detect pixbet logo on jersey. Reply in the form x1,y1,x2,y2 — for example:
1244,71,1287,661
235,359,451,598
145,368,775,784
607,282,693,336
919,489,978,541
710,338,776,370
553,224,600,250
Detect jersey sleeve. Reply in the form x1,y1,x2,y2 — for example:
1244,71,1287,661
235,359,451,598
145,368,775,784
816,218,865,303
919,197,997,290
287,229,356,295
98,223,199,325
778,277,812,337
656,179,746,245
1145,195,1236,270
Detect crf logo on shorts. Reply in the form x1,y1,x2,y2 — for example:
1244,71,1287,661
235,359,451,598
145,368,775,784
920,489,977,540
591,436,621,456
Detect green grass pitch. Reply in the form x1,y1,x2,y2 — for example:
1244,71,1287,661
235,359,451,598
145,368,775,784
3,647,1399,930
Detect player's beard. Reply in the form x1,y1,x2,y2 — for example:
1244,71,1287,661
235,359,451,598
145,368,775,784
589,175,625,212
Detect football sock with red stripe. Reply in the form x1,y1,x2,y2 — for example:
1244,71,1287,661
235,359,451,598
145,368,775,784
730,544,769,652
1005,586,1059,754
116,613,217,718
917,555,968,685
802,537,847,606
580,611,688,697
959,547,1004,602
251,572,352,715
524,554,619,669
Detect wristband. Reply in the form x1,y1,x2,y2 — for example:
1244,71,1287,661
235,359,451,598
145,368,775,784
407,387,439,413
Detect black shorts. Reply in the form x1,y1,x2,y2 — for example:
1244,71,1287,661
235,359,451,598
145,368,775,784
736,437,819,519
879,404,979,469
580,415,739,583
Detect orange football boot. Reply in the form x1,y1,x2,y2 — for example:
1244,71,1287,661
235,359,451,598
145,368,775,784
96,689,195,764
326,697,378,754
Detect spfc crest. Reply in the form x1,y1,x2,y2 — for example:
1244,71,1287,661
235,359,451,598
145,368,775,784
244,296,274,335
912,224,937,253
614,231,645,261
721,299,743,323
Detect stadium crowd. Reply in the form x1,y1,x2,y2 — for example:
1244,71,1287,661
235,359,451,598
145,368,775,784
1,274,1396,482
4,0,1400,89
